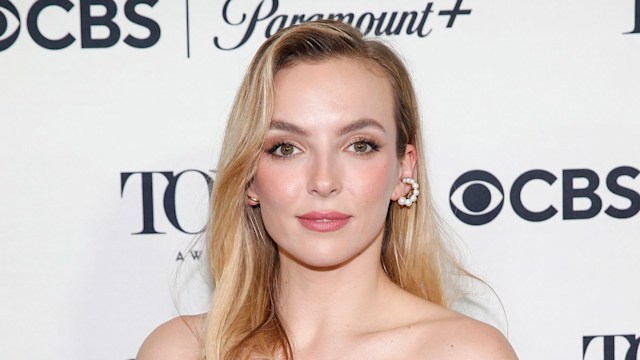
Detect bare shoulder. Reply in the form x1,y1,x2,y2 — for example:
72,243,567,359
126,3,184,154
380,289,517,359
412,305,518,360
137,314,205,360
426,312,517,359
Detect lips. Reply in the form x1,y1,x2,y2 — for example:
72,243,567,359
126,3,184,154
297,211,352,232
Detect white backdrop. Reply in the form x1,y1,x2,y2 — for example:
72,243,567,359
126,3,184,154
1,1,639,359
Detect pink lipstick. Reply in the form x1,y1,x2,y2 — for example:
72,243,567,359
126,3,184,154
297,211,351,232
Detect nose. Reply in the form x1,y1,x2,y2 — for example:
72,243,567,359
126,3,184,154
307,152,341,197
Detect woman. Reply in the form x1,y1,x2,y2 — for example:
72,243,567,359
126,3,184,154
138,20,518,359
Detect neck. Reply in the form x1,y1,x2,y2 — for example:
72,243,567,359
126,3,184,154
276,230,396,347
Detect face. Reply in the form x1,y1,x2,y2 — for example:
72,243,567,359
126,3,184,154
248,57,416,269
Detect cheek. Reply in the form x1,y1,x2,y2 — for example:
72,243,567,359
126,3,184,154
347,158,397,202
254,158,303,202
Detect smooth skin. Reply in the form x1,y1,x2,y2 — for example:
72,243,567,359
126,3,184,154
138,57,518,360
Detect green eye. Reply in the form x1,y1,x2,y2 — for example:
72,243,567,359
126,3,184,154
269,142,300,157
280,144,294,155
346,139,380,155
353,142,368,152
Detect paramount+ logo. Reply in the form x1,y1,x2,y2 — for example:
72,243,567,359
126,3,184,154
449,166,639,225
212,0,472,50
0,0,160,51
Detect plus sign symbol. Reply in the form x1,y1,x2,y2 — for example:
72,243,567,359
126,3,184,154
438,0,472,28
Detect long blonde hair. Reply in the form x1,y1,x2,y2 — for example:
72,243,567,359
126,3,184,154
203,20,454,359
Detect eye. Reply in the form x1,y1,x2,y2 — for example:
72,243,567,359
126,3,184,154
346,138,379,154
269,142,301,157
449,170,504,225
351,141,370,153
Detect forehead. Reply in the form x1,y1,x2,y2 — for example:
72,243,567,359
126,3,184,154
271,57,395,133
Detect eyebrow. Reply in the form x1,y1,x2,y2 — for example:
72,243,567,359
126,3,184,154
269,118,386,137
336,118,386,136
269,120,310,136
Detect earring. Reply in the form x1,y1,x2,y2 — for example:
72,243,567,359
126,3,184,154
397,177,419,207
247,194,259,203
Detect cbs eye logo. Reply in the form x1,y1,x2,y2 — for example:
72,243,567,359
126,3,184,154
450,170,504,226
0,0,20,51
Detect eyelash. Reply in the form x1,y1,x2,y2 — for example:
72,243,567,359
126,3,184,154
347,137,380,155
265,137,381,158
266,141,301,158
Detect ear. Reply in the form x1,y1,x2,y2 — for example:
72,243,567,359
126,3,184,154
391,144,418,201
246,181,260,206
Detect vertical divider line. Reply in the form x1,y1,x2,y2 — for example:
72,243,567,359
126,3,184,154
186,0,191,58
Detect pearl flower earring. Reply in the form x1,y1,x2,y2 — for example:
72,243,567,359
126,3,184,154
397,177,419,207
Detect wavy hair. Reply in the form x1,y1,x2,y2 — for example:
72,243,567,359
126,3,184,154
202,20,456,359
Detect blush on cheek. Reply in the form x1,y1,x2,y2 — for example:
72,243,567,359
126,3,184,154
349,160,396,201
255,160,305,203
281,179,303,199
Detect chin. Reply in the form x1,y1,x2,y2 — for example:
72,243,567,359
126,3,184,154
279,241,371,270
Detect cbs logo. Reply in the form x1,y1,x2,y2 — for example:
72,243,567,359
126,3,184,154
0,0,19,51
450,167,639,225
0,0,159,51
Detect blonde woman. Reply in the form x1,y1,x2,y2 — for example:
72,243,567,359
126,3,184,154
138,20,518,360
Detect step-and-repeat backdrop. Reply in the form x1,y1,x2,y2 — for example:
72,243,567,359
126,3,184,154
1,1,638,359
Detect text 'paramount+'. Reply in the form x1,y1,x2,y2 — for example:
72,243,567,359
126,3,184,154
212,0,472,50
